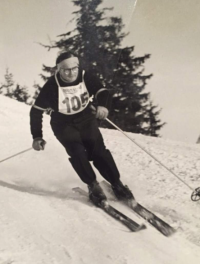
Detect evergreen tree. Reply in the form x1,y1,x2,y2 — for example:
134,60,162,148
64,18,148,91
0,68,15,97
12,84,30,104
41,0,165,136
142,101,166,137
1,68,31,104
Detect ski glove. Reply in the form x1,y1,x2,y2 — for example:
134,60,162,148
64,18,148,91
32,137,46,151
90,105,109,120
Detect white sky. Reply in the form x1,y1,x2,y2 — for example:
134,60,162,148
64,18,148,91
1,0,200,143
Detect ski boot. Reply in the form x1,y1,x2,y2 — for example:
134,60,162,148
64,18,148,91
88,180,107,206
112,180,135,201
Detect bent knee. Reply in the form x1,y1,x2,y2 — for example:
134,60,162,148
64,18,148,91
67,146,88,158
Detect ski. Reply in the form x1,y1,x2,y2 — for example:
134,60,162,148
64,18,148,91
101,181,176,237
72,187,146,233
127,200,176,237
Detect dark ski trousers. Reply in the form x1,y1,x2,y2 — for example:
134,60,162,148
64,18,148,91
51,115,120,185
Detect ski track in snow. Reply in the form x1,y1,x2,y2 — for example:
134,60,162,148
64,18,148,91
1,95,200,263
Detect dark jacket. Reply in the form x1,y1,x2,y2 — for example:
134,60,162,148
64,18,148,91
30,70,111,139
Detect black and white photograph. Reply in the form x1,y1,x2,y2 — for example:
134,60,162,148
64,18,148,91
0,0,200,263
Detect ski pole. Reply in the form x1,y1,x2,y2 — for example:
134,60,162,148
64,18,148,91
105,118,200,199
0,147,32,164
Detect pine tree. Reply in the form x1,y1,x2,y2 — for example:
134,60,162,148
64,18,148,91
0,68,31,104
0,68,15,97
12,84,30,104
40,0,165,136
106,47,154,133
142,101,166,137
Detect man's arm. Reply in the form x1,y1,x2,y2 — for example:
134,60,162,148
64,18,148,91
95,88,111,109
84,71,112,109
30,82,50,139
30,106,44,139
84,71,112,120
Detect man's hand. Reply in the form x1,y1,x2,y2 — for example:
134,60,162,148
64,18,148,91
32,137,46,151
90,105,109,120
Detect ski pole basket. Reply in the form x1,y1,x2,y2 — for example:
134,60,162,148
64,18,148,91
191,187,200,201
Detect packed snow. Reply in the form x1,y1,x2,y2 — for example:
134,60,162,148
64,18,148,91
1,95,200,264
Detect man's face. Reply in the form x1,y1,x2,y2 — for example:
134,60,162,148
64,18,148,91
57,57,79,83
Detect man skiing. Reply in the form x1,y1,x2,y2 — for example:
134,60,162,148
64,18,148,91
30,51,134,206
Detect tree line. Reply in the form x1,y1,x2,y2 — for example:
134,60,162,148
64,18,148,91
0,68,40,105
0,0,165,137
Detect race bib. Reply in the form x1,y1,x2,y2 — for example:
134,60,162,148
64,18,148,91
57,72,90,115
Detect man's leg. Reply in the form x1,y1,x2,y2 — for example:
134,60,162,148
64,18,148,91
80,118,120,184
81,118,134,200
51,123,96,184
51,122,107,205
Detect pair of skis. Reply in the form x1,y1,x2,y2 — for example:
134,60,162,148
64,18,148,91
73,187,146,232
73,181,176,237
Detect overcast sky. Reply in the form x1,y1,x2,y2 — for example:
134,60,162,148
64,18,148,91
1,0,200,144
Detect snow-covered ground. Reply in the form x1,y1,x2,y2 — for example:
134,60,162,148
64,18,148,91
1,95,200,264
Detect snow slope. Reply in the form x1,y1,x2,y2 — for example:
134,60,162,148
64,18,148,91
1,95,200,264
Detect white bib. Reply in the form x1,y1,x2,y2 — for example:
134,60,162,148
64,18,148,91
55,71,91,115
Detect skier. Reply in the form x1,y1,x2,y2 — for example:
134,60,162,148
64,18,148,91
30,51,134,206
